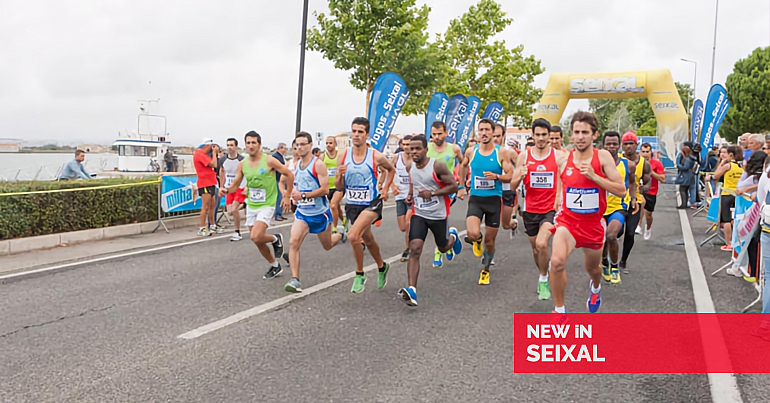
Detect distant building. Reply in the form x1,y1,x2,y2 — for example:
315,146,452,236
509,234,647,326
0,139,21,153
77,144,109,153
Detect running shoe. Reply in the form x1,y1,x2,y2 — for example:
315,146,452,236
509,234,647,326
342,217,348,231
214,225,225,234
473,239,483,258
398,287,418,307
449,227,462,257
478,269,490,285
400,248,410,262
601,260,611,282
197,227,212,237
619,260,629,275
375,220,382,227
586,281,602,313
284,278,302,293
643,228,652,240
272,234,284,259
445,247,454,261
433,249,443,268
610,266,621,285
263,263,283,279
744,276,757,283
351,273,366,293
537,281,551,300
635,226,642,235
720,244,733,252
377,262,390,289
282,253,290,264
230,232,242,242
726,266,743,277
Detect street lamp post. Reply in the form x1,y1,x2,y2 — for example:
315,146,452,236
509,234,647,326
295,0,310,135
710,0,719,86
680,58,697,114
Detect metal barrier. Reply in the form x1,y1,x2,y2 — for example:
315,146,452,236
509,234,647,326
153,174,228,233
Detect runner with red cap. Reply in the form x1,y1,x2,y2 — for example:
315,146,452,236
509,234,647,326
549,111,626,317
511,118,564,300
619,131,651,274
637,142,666,240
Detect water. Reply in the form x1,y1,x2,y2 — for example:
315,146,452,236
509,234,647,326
0,153,193,181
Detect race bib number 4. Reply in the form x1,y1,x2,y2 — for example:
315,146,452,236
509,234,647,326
474,176,494,190
346,187,371,203
565,188,600,214
249,188,266,203
530,172,554,189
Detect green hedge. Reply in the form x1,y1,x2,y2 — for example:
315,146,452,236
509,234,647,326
0,177,159,240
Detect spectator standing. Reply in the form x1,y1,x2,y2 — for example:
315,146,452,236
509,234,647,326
754,153,770,340
676,142,696,209
194,138,221,236
164,149,174,172
730,151,767,280
59,150,91,180
273,142,288,221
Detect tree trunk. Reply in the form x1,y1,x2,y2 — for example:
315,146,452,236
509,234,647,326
365,80,374,116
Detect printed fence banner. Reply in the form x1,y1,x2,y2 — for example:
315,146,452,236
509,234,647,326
161,176,225,213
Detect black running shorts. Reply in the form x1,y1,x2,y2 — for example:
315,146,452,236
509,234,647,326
522,211,556,237
643,194,657,212
345,197,383,226
466,196,502,228
408,215,450,248
502,190,517,207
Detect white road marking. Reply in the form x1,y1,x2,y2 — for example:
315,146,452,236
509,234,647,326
178,228,469,340
0,204,396,282
679,210,744,403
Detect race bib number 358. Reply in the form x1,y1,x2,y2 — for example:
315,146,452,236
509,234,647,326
530,172,554,189
565,188,600,214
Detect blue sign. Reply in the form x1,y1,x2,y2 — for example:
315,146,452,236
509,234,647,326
691,98,704,143
425,92,449,140
445,94,469,144
482,101,504,123
456,96,481,151
161,176,225,213
636,136,659,153
699,84,730,161
367,72,410,153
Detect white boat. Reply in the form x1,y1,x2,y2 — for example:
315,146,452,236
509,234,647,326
110,100,172,174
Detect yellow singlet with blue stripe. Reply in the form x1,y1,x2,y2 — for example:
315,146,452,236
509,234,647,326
605,157,630,215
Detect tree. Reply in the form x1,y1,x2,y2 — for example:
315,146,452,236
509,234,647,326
722,46,770,142
306,0,443,111
410,0,543,126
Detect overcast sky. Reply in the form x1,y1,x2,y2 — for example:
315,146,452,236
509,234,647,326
1,0,768,147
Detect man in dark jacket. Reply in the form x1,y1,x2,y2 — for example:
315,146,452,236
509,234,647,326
676,142,697,209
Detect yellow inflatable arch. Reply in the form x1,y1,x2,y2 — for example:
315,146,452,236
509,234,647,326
532,69,687,166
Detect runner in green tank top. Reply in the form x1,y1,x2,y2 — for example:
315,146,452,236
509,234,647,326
324,136,346,233
426,121,465,267
221,131,295,280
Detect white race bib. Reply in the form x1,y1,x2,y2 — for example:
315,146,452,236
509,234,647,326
297,197,316,209
417,196,439,210
249,188,266,203
474,176,494,190
346,187,371,203
328,168,337,178
530,172,554,189
398,175,410,185
224,174,236,188
565,188,600,214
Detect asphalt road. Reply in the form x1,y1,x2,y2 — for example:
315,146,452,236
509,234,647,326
0,186,767,403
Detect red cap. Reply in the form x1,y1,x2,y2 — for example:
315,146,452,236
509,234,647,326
622,131,638,144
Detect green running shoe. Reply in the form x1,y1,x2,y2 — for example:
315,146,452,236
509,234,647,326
351,273,366,293
537,281,551,300
377,262,390,289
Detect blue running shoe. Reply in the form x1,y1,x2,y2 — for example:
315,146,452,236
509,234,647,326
586,281,602,313
448,227,462,257
398,287,418,306
433,249,443,268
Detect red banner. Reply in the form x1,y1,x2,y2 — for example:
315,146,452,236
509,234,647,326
513,313,770,373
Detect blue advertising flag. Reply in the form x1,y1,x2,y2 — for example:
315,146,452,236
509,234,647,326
482,101,504,123
699,84,730,161
161,176,225,213
456,96,482,151
445,94,469,144
367,72,410,153
691,99,704,143
425,92,449,141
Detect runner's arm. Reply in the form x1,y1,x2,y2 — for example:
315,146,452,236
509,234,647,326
431,160,458,196
627,160,639,212
219,164,226,191
496,148,514,182
510,151,528,189
651,165,666,183
453,144,464,170
590,150,627,197
269,156,294,197
639,160,652,193
334,153,346,190
389,154,400,194
303,159,329,199
375,151,396,199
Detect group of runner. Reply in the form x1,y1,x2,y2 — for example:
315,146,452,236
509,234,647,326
216,110,664,314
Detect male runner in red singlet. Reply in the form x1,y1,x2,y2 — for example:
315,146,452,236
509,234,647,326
549,111,626,316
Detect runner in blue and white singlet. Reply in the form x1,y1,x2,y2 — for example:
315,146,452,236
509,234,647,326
283,132,346,294
392,135,413,262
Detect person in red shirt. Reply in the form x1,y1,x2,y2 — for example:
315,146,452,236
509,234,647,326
194,138,220,236
511,118,564,301
637,142,666,240
549,111,626,317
